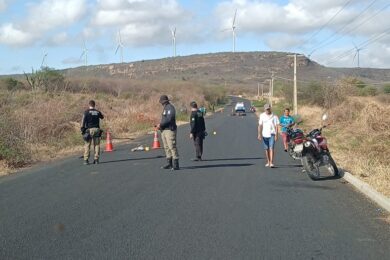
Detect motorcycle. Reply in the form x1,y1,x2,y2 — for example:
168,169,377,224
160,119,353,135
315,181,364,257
301,114,339,180
286,124,305,160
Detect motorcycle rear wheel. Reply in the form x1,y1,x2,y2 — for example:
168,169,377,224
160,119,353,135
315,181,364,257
302,154,320,180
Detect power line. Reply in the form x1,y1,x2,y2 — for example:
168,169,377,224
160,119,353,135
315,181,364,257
303,0,353,46
276,76,390,86
324,27,390,65
309,0,378,56
311,1,390,56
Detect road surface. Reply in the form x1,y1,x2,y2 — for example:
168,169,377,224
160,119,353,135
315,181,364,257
1,98,389,259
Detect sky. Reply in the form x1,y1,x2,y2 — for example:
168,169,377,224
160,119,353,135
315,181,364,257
0,0,390,75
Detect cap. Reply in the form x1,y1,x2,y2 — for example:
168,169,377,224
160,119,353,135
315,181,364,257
264,103,271,110
159,95,169,104
190,101,198,108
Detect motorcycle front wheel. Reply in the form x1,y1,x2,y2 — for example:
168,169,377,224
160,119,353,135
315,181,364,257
325,153,339,177
302,154,320,180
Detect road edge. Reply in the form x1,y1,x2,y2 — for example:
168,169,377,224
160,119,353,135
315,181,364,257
343,172,390,213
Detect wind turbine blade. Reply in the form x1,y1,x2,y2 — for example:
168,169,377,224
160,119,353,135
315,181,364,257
80,51,85,60
353,52,358,62
232,9,237,27
115,45,120,54
221,28,230,32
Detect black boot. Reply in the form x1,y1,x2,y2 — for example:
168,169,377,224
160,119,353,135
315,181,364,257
172,159,180,171
161,158,173,169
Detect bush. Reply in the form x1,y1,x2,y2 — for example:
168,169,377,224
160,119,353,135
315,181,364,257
0,78,25,91
358,86,377,96
203,86,227,108
0,110,31,167
383,84,390,94
299,82,325,106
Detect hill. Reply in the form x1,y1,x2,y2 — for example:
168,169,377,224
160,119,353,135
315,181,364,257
60,52,390,87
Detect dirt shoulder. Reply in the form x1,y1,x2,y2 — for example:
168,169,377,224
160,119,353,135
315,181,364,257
298,97,389,197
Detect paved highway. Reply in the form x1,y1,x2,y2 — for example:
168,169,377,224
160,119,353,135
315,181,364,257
1,98,389,259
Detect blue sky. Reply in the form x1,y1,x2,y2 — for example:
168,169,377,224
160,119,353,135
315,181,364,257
0,0,389,75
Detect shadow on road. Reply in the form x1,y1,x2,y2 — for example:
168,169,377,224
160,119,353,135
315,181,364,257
272,164,302,169
182,163,254,170
202,157,262,162
100,156,164,164
271,181,336,190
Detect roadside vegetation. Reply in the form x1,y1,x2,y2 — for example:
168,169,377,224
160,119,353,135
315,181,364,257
0,68,227,174
252,78,390,196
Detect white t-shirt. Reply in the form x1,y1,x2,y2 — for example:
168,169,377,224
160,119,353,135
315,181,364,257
259,112,279,138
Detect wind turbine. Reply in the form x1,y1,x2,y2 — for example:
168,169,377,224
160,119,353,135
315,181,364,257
80,40,88,66
232,9,237,53
41,50,48,68
171,27,176,57
222,9,238,53
115,30,124,63
353,43,364,68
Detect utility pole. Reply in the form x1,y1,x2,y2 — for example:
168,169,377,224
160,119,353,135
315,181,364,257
288,54,304,115
268,79,272,105
257,82,260,99
261,84,264,98
271,71,275,106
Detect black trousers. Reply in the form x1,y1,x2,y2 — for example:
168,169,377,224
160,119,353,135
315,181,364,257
193,133,204,159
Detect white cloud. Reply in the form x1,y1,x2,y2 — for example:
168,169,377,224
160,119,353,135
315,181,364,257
0,0,11,12
265,34,304,50
89,0,197,46
47,32,69,46
0,0,87,46
26,0,86,32
0,23,34,46
215,0,390,43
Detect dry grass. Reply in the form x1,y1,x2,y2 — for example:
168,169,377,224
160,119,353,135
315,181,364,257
299,97,390,197
0,80,217,174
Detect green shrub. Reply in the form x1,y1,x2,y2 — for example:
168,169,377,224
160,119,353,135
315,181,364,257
383,84,390,94
0,78,25,91
358,86,377,96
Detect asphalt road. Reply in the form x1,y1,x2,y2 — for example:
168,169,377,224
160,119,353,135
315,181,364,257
1,98,389,259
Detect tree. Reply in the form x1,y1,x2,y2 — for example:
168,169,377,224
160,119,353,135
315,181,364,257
24,67,66,92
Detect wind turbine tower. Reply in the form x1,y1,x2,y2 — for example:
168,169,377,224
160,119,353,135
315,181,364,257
41,51,48,68
171,27,177,57
80,40,88,66
232,9,237,53
115,30,124,63
353,44,364,68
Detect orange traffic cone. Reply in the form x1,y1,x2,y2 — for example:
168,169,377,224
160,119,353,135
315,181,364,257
105,131,114,152
152,128,161,149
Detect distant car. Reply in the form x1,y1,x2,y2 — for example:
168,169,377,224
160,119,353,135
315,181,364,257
233,102,246,116
235,102,246,112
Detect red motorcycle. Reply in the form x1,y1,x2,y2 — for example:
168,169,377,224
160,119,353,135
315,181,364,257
301,114,339,180
286,125,305,160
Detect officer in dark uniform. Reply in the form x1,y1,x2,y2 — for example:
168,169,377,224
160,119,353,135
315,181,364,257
189,101,206,161
157,95,179,171
81,100,104,165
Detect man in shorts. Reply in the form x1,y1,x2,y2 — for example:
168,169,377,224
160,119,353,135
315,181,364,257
258,104,279,168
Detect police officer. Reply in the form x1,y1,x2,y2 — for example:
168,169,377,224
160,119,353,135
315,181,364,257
190,101,206,161
81,100,104,165
157,95,179,170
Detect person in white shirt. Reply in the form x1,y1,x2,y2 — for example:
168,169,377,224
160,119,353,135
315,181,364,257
258,103,279,168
